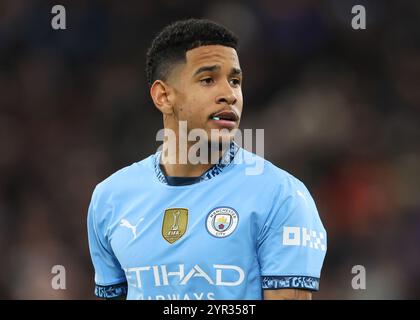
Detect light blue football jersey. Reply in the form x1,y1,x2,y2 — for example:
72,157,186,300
87,143,327,300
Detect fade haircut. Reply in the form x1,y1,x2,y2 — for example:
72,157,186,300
146,19,238,86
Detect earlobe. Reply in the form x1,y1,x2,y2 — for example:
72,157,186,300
150,80,174,115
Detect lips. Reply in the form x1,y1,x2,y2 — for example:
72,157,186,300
209,109,239,130
209,110,239,122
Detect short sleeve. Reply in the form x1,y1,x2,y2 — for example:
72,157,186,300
87,186,127,298
257,177,327,291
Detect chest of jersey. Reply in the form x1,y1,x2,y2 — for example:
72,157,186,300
105,179,267,299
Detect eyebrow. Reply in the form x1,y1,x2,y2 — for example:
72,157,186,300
193,65,242,77
229,67,242,77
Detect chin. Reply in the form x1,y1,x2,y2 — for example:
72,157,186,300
208,133,234,150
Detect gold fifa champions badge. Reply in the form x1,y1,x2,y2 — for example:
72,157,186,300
162,208,188,243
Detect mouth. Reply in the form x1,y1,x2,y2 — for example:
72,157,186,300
209,110,239,130
209,110,239,124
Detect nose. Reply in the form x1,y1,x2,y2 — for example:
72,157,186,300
216,81,237,106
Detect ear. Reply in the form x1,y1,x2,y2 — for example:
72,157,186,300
150,80,174,115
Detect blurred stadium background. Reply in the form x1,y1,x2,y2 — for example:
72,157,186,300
0,0,419,299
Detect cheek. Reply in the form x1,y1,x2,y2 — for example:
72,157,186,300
236,91,244,113
176,90,213,124
177,99,201,123
186,95,209,118
174,94,191,119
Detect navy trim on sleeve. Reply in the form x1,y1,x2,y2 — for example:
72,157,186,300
261,276,320,291
95,281,128,299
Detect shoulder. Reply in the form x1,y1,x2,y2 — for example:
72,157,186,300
236,147,308,196
91,154,155,204
237,150,325,238
235,148,320,223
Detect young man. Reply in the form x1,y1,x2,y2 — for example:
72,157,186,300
87,19,327,300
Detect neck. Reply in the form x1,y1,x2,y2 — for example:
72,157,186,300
160,140,231,178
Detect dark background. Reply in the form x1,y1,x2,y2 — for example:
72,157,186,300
1,0,419,299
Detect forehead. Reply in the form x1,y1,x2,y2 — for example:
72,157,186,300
184,45,240,72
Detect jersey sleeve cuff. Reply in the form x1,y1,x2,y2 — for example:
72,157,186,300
95,281,128,299
261,276,320,291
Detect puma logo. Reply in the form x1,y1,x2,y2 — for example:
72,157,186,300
120,217,144,239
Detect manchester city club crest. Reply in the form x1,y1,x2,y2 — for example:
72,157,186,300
206,207,239,238
162,208,188,244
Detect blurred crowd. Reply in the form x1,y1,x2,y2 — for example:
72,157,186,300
0,0,419,299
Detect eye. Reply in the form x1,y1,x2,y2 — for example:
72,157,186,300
230,78,241,87
200,77,214,85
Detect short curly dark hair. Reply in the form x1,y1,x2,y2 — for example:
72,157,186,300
146,19,239,86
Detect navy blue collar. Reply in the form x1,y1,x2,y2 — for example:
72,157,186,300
153,142,239,186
